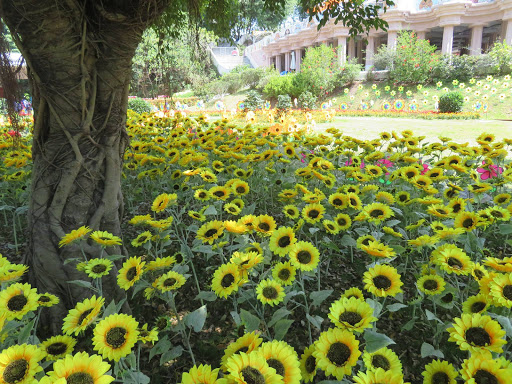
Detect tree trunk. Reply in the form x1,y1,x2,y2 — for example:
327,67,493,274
1,0,169,333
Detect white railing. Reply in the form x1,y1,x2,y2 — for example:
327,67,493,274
211,47,239,56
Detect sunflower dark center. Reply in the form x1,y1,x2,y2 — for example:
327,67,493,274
471,301,487,313
308,210,319,219
267,358,285,376
221,273,235,288
423,279,439,291
441,293,454,303
305,355,316,373
258,223,270,231
406,171,415,178
339,311,362,326
106,326,127,349
370,209,384,218
38,295,51,303
78,308,94,325
92,264,107,274
497,197,507,203
399,195,407,202
3,359,28,383
337,218,347,226
491,211,503,218
326,342,351,367
447,257,463,269
362,238,372,246
213,191,225,197
371,354,390,371
350,198,357,206
297,251,312,264
205,229,219,238
126,267,138,281
473,369,498,384
7,294,27,312
163,278,177,287
236,346,249,354
333,198,342,206
46,342,68,356
432,371,450,384
278,268,291,281
278,236,291,248
236,186,246,194
262,287,278,300
465,327,491,346
474,269,484,280
462,218,474,228
501,285,512,300
67,372,94,384
373,275,392,290
241,367,265,384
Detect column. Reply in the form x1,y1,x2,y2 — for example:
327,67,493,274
416,31,426,40
442,25,454,55
387,30,397,49
506,20,512,45
284,52,290,72
276,55,282,73
348,38,356,60
470,25,484,56
337,36,347,65
267,55,272,68
365,36,375,70
295,49,302,73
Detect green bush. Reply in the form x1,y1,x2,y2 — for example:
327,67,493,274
474,54,498,76
297,91,317,110
488,41,512,75
243,90,263,111
339,59,363,86
439,91,463,113
373,48,396,71
263,74,295,100
432,55,476,83
128,98,153,114
222,72,242,94
276,94,292,115
241,68,267,89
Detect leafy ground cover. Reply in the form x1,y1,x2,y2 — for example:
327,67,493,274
1,111,512,383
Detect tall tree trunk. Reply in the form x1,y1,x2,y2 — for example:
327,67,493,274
1,0,169,333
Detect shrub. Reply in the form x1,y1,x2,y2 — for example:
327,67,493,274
439,91,463,113
243,90,263,111
222,72,242,94
128,98,153,114
276,94,292,115
263,74,295,100
240,68,267,89
432,55,476,83
298,91,317,110
373,48,396,71
488,41,512,75
474,54,498,76
339,59,363,85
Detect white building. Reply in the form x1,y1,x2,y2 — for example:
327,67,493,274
245,0,512,72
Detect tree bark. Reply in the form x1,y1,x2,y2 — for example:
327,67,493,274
1,0,169,333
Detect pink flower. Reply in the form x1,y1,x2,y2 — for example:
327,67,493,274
477,161,503,180
345,158,365,169
377,158,394,168
420,163,429,175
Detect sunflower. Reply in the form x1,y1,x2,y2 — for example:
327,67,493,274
334,213,352,230
494,193,511,205
145,256,176,271
0,262,28,284
90,231,122,247
43,351,114,384
302,203,325,224
137,323,159,344
84,258,113,279
313,328,361,380
224,351,283,384
328,193,348,210
230,252,263,277
282,205,299,220
427,204,452,218
258,341,301,384
254,215,277,235
0,282,39,321
289,241,320,271
447,313,506,354
322,220,340,234
181,364,222,384
224,220,247,234
272,261,296,286
417,274,446,295
361,203,394,224
197,221,225,244
269,227,297,257
341,287,365,301
484,257,512,273
462,294,490,315
209,186,231,201
363,264,403,298
421,359,458,384
346,193,362,210
299,345,317,383
212,263,241,298
152,193,176,212
224,203,242,216
489,273,512,308
194,189,210,201
432,244,473,276
466,356,512,384
231,180,250,196
454,211,480,232
328,297,377,333
360,241,396,259
362,347,402,374
40,335,76,360
153,271,186,292
37,293,60,307
131,231,152,247
256,279,285,307
382,226,402,238
221,332,263,371
117,256,145,290
59,226,91,247
62,295,104,336
353,368,405,384
395,191,411,205
92,313,139,361
0,344,45,384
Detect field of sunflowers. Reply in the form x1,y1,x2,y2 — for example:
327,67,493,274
1,109,512,384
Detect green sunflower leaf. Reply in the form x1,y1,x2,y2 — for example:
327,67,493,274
240,309,260,332
185,305,207,332
274,319,294,340
204,205,217,215
364,330,395,353
268,308,292,327
310,290,333,307
149,336,172,361
420,342,444,359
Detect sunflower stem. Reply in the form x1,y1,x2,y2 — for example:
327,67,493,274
31,307,41,344
187,250,203,306
299,272,313,345
168,292,196,366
